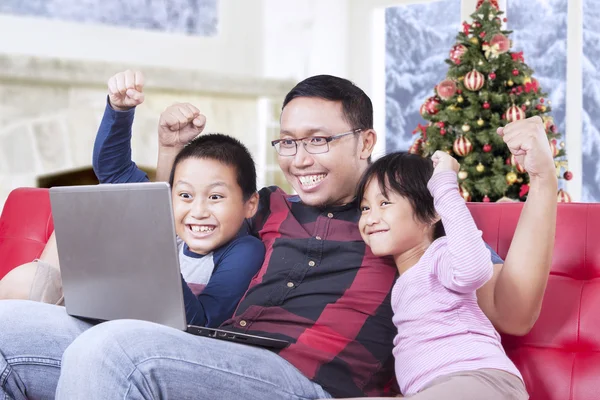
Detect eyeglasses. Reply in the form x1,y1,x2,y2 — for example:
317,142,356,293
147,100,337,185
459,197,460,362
271,129,362,156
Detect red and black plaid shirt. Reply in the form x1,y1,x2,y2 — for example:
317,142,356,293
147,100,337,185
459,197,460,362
221,187,398,398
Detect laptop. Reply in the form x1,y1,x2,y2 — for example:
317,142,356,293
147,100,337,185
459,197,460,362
49,182,288,349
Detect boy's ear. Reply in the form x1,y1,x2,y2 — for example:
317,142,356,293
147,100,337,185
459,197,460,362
244,192,260,219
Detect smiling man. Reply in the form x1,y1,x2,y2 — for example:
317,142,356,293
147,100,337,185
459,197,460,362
0,73,557,400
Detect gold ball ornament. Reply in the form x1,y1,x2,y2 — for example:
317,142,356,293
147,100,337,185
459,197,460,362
476,163,485,172
462,124,471,132
458,171,468,180
525,100,531,106
560,141,565,148
506,171,518,185
523,76,532,84
477,118,485,126
507,80,514,87
470,37,479,45
460,186,472,202
457,96,464,103
478,60,484,66
459,76,465,81
540,105,547,112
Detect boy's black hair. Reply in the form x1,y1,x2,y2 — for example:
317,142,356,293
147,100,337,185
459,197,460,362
169,133,257,201
283,75,373,132
356,152,445,240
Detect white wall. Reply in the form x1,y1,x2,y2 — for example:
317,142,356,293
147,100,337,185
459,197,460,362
262,0,349,81
0,0,264,76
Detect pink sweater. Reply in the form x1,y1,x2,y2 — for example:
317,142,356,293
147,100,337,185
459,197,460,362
392,171,523,396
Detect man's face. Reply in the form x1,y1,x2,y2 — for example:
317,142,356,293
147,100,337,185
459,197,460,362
278,97,374,207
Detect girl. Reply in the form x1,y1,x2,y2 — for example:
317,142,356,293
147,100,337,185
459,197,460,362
355,151,527,399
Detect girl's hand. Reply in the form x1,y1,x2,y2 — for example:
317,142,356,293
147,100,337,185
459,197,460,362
431,150,460,176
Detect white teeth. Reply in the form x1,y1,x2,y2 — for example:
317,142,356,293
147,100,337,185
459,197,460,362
190,225,214,233
299,174,326,186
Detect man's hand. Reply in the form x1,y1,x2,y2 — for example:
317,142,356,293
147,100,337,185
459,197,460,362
158,103,207,149
431,150,460,176
497,116,556,182
107,70,145,111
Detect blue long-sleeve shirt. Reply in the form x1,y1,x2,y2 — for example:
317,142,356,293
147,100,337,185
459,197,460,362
92,100,265,328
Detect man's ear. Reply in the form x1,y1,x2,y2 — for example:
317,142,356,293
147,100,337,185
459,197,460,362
244,192,260,219
359,129,377,160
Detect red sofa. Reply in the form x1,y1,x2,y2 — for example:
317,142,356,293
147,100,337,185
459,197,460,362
1,187,599,399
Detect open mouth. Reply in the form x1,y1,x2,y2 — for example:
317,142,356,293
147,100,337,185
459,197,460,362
297,174,327,190
187,224,216,237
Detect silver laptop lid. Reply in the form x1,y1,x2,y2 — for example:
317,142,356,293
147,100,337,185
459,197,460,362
49,182,186,330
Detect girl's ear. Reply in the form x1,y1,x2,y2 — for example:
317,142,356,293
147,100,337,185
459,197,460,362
244,192,260,219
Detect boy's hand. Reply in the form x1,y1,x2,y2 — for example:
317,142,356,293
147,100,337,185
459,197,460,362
107,70,145,111
431,150,460,176
158,103,207,149
496,116,555,182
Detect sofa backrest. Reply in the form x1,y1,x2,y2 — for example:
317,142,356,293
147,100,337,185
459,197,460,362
1,188,599,399
469,202,600,400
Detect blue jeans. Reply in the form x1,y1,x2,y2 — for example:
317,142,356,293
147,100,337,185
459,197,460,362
0,300,331,400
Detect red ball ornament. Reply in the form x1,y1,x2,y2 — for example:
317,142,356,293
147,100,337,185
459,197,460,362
483,101,490,109
453,136,473,156
437,121,445,128
512,69,519,76
449,44,467,65
564,171,573,180
464,69,485,91
476,0,499,9
490,34,511,54
489,72,496,80
483,144,492,153
436,79,458,100
483,195,491,203
479,31,486,38
424,97,441,115
440,128,447,136
540,98,545,103
521,105,527,111
506,104,525,122
506,157,511,165
457,89,463,94
503,17,508,22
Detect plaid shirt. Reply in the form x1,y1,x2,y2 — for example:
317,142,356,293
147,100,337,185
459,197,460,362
221,186,398,398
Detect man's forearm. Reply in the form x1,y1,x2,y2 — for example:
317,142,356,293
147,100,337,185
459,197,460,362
156,146,182,182
495,175,558,333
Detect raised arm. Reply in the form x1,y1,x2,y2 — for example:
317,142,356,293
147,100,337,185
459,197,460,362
476,116,557,335
155,104,206,182
93,70,149,183
428,154,493,293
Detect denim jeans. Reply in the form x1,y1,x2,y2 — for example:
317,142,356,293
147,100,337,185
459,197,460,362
0,300,331,400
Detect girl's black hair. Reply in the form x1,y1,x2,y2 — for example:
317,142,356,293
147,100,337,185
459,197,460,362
356,152,445,240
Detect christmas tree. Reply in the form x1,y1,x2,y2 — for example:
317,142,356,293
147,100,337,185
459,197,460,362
410,0,571,202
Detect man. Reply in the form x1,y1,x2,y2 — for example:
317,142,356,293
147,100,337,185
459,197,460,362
0,71,556,399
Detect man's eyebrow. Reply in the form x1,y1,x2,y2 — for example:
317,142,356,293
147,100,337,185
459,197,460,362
280,127,330,137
